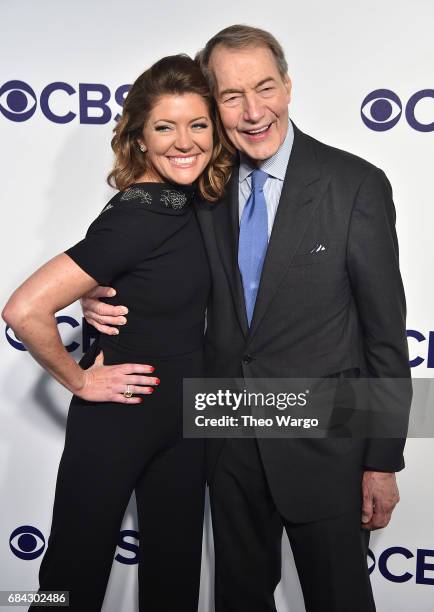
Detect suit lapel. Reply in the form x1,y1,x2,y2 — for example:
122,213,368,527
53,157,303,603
212,167,249,336
247,125,330,341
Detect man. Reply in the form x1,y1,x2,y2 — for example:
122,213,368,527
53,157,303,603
83,25,410,612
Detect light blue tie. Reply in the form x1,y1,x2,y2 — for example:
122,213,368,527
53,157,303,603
238,168,269,326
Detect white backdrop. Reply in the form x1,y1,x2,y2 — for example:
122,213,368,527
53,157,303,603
1,1,433,610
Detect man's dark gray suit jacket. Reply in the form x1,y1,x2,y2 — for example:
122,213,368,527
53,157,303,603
195,122,411,523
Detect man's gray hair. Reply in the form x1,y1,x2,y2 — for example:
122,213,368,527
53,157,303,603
196,24,289,94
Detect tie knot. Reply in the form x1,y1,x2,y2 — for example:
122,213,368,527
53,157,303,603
251,168,268,193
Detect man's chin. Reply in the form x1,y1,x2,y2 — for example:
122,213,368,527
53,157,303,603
241,142,281,161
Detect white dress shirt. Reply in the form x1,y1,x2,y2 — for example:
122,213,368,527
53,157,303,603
238,119,294,240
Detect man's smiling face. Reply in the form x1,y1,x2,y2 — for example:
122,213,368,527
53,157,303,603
209,44,291,162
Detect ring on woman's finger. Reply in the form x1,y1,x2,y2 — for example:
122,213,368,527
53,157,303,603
123,384,133,398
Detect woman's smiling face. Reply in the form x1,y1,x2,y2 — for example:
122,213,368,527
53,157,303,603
138,93,213,184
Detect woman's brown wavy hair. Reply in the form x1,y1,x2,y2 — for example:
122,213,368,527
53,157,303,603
107,54,234,201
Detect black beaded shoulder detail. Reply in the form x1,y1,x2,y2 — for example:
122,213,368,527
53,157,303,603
99,183,195,217
120,186,153,206
159,189,188,210
126,184,194,210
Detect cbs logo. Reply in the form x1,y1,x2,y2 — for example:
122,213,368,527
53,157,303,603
407,330,434,368
6,321,433,368
0,80,130,124
361,89,434,132
10,526,139,565
368,546,434,585
5,316,97,353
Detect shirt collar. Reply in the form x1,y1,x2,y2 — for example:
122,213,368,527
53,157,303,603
239,118,294,184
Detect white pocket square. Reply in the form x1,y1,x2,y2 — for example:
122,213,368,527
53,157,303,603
309,243,327,254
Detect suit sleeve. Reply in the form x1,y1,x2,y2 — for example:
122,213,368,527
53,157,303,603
347,167,411,472
65,201,186,285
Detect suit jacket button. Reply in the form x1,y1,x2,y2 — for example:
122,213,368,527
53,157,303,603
242,354,253,364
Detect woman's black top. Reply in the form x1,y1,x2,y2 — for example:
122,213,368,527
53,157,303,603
65,182,210,418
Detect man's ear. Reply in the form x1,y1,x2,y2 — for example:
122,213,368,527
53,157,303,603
284,74,292,103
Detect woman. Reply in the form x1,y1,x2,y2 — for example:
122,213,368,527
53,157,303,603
2,55,233,611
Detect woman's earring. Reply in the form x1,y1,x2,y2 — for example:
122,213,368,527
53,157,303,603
139,144,146,152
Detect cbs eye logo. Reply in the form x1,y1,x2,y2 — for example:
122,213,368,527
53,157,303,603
361,89,434,132
0,80,37,122
9,526,46,560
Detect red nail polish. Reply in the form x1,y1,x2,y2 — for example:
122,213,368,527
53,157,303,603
148,388,154,394
155,378,160,385
149,366,155,373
